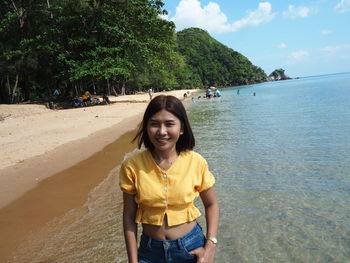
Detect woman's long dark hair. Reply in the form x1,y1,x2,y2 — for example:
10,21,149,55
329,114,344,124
132,95,195,152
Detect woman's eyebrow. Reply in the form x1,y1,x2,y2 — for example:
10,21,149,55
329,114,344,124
149,118,176,122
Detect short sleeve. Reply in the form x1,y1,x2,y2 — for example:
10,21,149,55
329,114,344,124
119,162,137,195
195,158,215,192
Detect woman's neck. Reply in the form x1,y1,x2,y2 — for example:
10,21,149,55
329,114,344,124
151,149,179,170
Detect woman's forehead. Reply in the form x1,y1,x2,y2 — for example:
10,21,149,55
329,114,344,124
150,110,180,121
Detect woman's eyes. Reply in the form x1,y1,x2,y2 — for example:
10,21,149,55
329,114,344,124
149,122,159,127
149,122,175,127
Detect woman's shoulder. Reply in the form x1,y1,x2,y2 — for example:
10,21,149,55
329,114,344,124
181,150,207,163
122,149,149,167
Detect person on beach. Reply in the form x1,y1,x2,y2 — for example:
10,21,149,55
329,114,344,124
214,89,221,98
102,94,110,104
206,88,212,98
119,95,219,263
53,89,60,96
148,88,153,100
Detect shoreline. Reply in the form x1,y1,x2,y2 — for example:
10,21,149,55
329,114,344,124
0,89,198,208
0,113,142,209
0,89,199,261
0,130,137,262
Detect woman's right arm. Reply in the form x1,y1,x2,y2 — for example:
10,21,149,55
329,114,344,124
123,192,138,263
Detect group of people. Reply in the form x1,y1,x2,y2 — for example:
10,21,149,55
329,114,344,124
237,89,256,96
205,87,221,98
73,91,93,107
72,91,110,107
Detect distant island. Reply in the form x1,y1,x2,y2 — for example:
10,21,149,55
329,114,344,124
268,68,292,81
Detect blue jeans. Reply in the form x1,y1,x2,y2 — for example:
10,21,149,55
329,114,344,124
138,223,206,263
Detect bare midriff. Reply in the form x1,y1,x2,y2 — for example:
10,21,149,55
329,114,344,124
142,215,197,240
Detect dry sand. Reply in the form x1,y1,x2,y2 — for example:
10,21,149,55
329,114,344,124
0,89,198,209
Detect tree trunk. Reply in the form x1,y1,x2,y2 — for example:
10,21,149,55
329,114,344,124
11,74,19,103
112,87,117,96
107,79,111,95
47,0,53,18
22,72,30,101
92,79,96,95
10,0,25,28
0,76,10,103
7,76,10,96
121,82,126,96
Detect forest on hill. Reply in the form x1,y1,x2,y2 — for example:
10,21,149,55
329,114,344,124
177,28,267,87
0,0,267,104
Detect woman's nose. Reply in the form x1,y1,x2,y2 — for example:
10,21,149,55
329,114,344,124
158,124,167,135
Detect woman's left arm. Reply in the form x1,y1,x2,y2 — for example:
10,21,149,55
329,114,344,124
190,187,220,263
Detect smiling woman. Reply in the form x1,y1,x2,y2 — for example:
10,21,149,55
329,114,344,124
119,95,220,263
133,95,195,153
147,109,184,168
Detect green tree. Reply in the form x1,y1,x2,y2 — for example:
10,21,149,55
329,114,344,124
0,0,183,103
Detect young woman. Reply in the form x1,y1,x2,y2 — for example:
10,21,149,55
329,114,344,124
119,95,219,263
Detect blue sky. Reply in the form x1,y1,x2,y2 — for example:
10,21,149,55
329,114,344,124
161,0,350,77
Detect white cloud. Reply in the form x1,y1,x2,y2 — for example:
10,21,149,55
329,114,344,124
289,50,310,61
170,0,275,33
320,29,332,35
283,5,316,18
321,44,350,53
231,2,275,32
335,0,350,13
171,0,231,33
278,43,287,49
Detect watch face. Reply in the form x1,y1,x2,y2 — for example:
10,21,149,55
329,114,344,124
208,237,217,244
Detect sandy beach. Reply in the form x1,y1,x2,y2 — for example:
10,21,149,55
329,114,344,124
0,89,198,261
0,89,197,208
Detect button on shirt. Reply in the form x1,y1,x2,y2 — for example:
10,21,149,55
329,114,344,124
119,150,215,226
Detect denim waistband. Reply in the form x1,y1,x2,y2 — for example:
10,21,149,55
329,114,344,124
140,223,203,248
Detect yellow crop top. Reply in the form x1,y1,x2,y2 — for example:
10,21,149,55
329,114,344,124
119,150,215,226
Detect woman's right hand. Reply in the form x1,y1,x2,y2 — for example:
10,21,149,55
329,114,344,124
189,242,216,263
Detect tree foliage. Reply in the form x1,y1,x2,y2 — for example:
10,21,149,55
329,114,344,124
0,0,183,103
176,28,267,87
1,2,268,104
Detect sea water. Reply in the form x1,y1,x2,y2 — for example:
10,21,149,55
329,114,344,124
189,72,350,262
8,73,350,262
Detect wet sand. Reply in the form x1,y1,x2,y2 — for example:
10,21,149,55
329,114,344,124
0,130,136,262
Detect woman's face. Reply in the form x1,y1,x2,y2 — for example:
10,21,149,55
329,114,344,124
147,110,183,154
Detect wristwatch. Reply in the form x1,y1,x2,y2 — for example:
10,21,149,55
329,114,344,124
207,237,218,245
